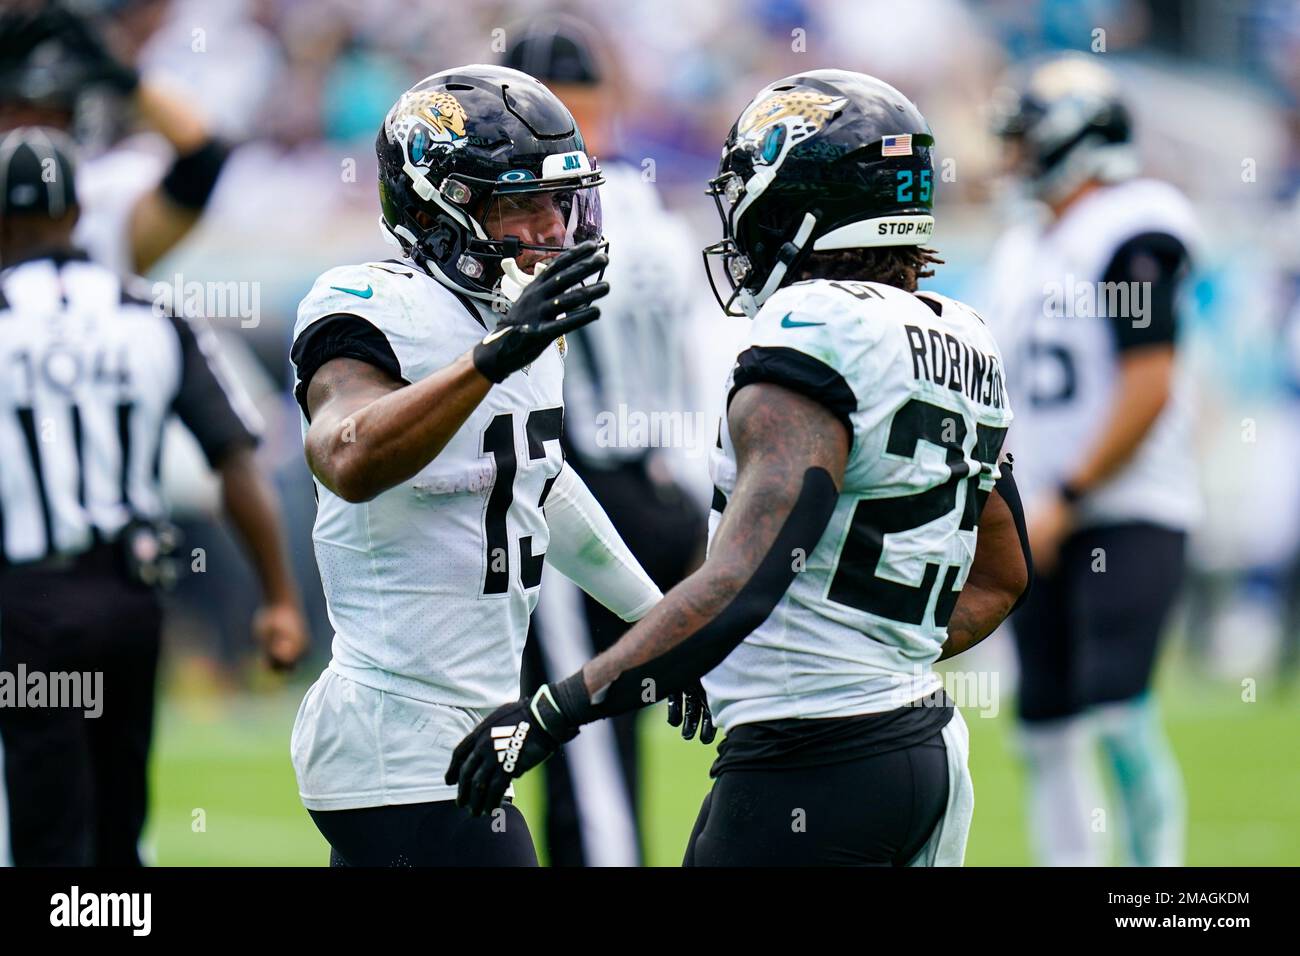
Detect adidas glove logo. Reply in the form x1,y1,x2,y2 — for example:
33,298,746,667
491,721,531,773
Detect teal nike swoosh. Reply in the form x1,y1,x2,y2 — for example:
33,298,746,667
330,284,374,299
780,313,825,328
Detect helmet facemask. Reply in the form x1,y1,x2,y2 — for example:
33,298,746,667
703,168,819,318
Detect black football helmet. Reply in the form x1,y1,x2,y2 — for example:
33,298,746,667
989,54,1136,204
704,69,936,317
376,64,604,304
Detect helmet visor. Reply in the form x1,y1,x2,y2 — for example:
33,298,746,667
479,184,602,272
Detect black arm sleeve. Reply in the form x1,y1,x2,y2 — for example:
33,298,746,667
169,315,259,467
1101,231,1190,352
995,458,1032,614
553,466,841,724
290,313,405,420
729,346,857,448
159,137,230,210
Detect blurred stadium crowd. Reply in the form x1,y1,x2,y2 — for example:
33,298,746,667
8,0,1300,687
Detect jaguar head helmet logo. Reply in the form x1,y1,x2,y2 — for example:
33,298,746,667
736,89,848,166
388,90,470,169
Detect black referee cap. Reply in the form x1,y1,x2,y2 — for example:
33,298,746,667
502,16,603,86
0,126,77,219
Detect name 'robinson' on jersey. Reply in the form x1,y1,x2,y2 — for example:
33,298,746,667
704,278,1013,730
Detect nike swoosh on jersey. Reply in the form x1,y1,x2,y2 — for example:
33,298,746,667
780,313,825,328
330,284,374,299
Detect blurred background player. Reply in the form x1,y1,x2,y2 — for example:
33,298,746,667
0,2,232,274
0,127,303,866
502,19,707,867
987,54,1199,866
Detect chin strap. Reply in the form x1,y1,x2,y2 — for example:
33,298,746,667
739,212,817,317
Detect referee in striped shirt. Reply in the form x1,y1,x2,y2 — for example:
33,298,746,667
0,127,307,866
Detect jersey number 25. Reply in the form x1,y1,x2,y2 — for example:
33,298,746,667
827,398,1005,629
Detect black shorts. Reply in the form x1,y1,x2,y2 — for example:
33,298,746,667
683,712,951,867
1012,522,1186,723
308,800,539,867
0,544,162,866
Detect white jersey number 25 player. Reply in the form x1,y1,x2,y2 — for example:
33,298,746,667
447,71,1033,867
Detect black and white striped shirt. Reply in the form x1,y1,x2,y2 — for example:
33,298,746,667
0,250,260,565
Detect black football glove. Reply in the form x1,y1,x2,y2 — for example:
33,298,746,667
446,676,589,816
471,240,609,383
666,681,716,744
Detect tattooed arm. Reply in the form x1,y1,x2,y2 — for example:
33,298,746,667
446,384,1022,814
575,382,848,711
304,355,491,503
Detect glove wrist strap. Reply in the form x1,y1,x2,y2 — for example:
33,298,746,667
537,670,596,737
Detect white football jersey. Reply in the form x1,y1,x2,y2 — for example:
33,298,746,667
702,279,1014,730
291,261,565,711
983,178,1200,530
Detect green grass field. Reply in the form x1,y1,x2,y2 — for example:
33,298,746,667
144,660,1299,866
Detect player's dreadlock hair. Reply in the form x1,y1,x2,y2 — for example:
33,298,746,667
788,246,944,292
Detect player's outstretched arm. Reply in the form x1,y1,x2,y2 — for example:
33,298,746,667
445,382,847,815
130,82,230,274
305,242,608,503
937,465,1031,661
304,354,491,503
541,462,722,739
574,382,848,708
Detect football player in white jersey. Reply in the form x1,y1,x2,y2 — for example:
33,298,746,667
448,71,1032,866
289,66,664,866
986,55,1198,866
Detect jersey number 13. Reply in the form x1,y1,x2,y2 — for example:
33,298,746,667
480,407,563,595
